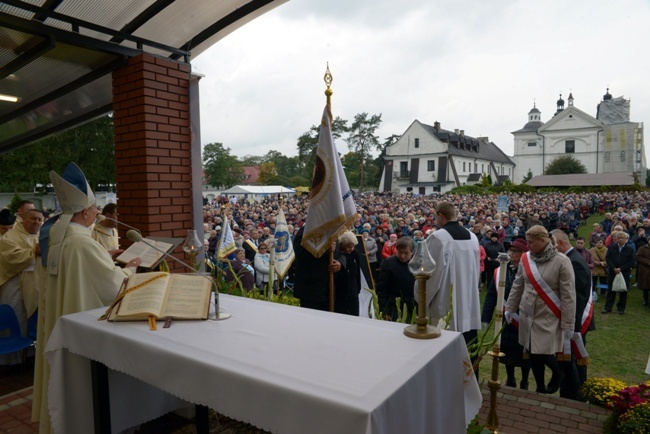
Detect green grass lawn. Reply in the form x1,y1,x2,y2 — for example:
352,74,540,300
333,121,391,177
477,213,650,391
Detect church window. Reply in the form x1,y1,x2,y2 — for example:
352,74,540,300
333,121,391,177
565,140,575,153
414,138,420,148
427,160,435,171
528,141,536,147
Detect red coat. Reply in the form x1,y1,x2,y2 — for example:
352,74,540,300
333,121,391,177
382,242,397,259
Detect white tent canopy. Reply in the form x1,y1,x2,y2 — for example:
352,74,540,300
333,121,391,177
221,185,296,195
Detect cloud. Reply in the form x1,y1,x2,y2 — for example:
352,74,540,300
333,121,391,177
192,0,650,161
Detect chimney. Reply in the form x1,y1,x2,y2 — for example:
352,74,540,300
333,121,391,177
434,121,440,131
460,130,464,136
477,136,489,143
454,129,459,135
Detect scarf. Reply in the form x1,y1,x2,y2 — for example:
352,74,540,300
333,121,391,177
529,240,556,263
592,246,607,263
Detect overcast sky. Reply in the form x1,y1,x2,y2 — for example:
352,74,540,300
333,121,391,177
191,0,650,161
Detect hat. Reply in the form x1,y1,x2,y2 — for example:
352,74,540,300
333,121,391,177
233,227,242,234
0,208,16,226
49,162,95,214
509,239,529,252
526,225,549,238
490,232,498,238
43,162,96,275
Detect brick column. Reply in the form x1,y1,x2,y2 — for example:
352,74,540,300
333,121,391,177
112,53,193,272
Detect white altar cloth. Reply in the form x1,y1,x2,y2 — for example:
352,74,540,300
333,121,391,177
45,295,482,434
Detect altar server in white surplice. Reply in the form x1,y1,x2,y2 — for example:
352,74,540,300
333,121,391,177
31,162,142,434
421,201,481,337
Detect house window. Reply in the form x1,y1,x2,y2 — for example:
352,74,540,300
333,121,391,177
427,160,435,171
474,163,477,172
482,164,484,172
414,138,419,148
528,141,536,147
463,162,466,172
566,140,575,153
399,161,408,178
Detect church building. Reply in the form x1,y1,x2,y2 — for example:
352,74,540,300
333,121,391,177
378,120,515,194
512,89,645,183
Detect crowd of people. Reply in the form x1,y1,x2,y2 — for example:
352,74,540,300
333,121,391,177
1,185,649,429
205,189,648,399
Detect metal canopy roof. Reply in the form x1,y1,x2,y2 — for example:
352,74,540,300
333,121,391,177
0,0,287,153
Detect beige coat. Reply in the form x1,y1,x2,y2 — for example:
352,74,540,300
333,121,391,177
506,252,576,355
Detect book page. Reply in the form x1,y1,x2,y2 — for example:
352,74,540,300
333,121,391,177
116,239,174,268
116,272,170,317
161,274,212,319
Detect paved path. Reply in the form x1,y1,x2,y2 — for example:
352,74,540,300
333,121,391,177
1,385,610,433
477,385,610,434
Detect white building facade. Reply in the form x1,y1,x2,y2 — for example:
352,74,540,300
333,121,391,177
379,120,515,194
512,90,646,183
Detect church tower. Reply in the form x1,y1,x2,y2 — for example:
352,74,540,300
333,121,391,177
554,93,565,116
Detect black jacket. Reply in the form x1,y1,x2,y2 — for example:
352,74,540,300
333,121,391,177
376,255,416,320
566,249,595,333
606,243,635,286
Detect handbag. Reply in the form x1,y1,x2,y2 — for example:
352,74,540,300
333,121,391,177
612,273,627,292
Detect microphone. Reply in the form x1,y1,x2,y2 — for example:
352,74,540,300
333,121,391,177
125,229,230,320
96,215,142,235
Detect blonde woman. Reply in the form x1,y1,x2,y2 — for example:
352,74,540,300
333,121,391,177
505,225,576,394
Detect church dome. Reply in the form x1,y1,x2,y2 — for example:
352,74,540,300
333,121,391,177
603,87,612,101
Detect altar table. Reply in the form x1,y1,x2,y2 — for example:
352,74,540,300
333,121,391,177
45,294,482,434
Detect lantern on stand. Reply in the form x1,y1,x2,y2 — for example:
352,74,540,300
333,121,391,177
404,239,440,339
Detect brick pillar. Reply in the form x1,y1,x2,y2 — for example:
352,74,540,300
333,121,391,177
112,53,193,272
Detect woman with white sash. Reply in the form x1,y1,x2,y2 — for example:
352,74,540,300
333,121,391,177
505,225,576,394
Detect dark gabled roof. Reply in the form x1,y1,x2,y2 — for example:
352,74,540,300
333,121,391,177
512,120,544,133
420,123,515,165
467,173,482,182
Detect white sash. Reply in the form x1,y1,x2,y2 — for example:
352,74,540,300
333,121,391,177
521,252,562,318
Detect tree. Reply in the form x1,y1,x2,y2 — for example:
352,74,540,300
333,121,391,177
203,142,243,188
262,150,301,179
240,155,263,166
0,115,115,193
346,112,382,192
341,152,379,190
522,169,534,184
257,162,278,185
544,155,588,175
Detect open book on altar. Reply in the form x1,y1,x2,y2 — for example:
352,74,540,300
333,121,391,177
107,271,212,321
116,238,174,269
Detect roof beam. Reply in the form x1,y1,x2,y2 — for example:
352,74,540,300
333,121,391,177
0,103,112,153
0,35,55,80
110,0,177,44
32,0,64,22
172,0,274,59
0,1,189,60
0,56,126,125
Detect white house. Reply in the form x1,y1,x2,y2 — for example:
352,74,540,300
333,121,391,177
378,120,515,194
512,90,645,183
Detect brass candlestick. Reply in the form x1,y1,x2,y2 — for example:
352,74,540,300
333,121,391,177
404,239,440,339
485,344,504,433
404,273,441,339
